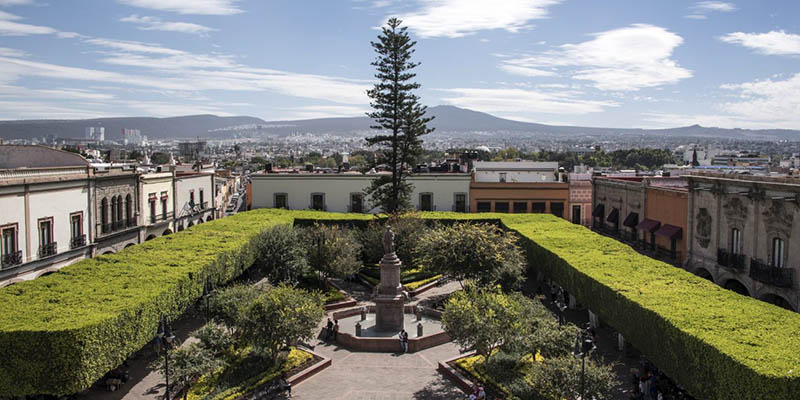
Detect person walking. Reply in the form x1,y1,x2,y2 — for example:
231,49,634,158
333,319,339,342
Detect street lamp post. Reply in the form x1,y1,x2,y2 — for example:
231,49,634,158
157,316,176,399
573,323,596,400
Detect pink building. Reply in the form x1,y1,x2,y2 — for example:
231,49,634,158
569,173,592,226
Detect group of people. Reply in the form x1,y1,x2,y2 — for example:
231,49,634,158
325,318,339,342
468,384,486,399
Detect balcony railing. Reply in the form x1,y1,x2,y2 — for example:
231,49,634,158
717,249,746,270
70,234,87,249
151,211,174,224
126,217,137,227
1,250,23,268
38,242,58,258
749,259,793,288
201,201,209,209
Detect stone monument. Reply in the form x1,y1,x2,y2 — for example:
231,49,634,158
374,225,405,332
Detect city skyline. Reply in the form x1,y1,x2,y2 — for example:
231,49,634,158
0,0,798,129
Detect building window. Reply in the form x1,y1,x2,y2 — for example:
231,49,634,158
161,195,168,219
38,218,55,257
499,173,507,183
495,202,509,213
70,212,85,248
350,193,364,213
189,190,195,206
311,193,325,211
771,238,785,268
513,201,527,214
125,194,133,224
199,189,205,208
550,202,564,218
572,205,582,224
730,228,741,255
275,193,288,209
477,201,491,212
116,196,123,224
532,202,546,213
101,197,109,232
454,193,467,213
110,196,117,224
419,193,434,211
1,225,19,265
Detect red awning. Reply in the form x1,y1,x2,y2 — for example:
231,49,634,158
636,219,660,232
655,224,683,240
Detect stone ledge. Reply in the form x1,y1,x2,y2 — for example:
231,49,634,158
290,347,332,386
437,351,476,394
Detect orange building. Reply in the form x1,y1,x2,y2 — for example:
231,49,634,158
469,180,570,218
645,182,689,263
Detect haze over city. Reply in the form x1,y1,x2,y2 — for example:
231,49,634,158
0,0,798,129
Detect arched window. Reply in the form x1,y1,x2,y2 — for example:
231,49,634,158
771,238,785,268
110,196,117,224
116,196,123,223
125,194,132,224
101,197,109,230
730,228,741,255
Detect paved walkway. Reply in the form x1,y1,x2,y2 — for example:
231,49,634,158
293,339,465,400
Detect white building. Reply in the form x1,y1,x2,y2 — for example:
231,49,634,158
140,171,175,241
473,161,559,183
174,172,215,231
250,173,471,213
0,146,94,287
85,127,105,142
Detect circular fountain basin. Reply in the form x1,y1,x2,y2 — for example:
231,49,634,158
337,313,444,338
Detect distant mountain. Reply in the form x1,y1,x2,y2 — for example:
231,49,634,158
0,115,266,141
259,105,800,140
1,106,797,141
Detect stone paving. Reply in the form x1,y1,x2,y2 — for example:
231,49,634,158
292,339,465,400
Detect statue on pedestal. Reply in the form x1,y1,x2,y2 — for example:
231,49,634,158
383,225,395,255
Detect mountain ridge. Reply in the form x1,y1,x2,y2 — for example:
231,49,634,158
0,105,796,141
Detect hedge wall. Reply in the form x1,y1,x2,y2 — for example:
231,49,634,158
2,210,799,398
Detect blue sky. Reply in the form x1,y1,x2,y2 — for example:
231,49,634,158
0,0,798,129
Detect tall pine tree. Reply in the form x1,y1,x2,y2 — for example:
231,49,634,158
364,18,433,213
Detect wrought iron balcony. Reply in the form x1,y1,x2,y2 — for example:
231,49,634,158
717,249,746,270
1,250,22,268
70,234,86,249
749,258,793,288
38,242,58,258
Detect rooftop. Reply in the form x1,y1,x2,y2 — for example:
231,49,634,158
0,145,89,169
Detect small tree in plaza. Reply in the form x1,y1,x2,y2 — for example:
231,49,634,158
415,223,525,288
526,354,618,400
237,285,324,365
253,224,309,284
303,224,362,281
210,284,266,333
149,343,220,400
442,287,539,360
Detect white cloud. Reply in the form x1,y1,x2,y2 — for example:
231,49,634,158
684,14,707,20
0,84,115,100
0,0,34,6
719,30,800,56
499,64,555,77
437,87,617,117
643,73,800,129
0,46,25,57
693,1,737,12
120,15,217,36
117,0,242,15
0,10,58,36
395,0,561,38
0,39,371,106
503,24,691,91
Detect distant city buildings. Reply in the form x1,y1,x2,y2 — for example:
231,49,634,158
121,128,146,146
85,126,105,142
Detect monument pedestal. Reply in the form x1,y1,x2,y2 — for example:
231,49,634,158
375,252,405,332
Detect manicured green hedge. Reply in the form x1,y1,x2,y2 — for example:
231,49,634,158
0,209,295,396
500,214,800,400
2,210,799,399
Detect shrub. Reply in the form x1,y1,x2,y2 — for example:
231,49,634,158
415,222,525,288
253,224,309,284
302,224,362,280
